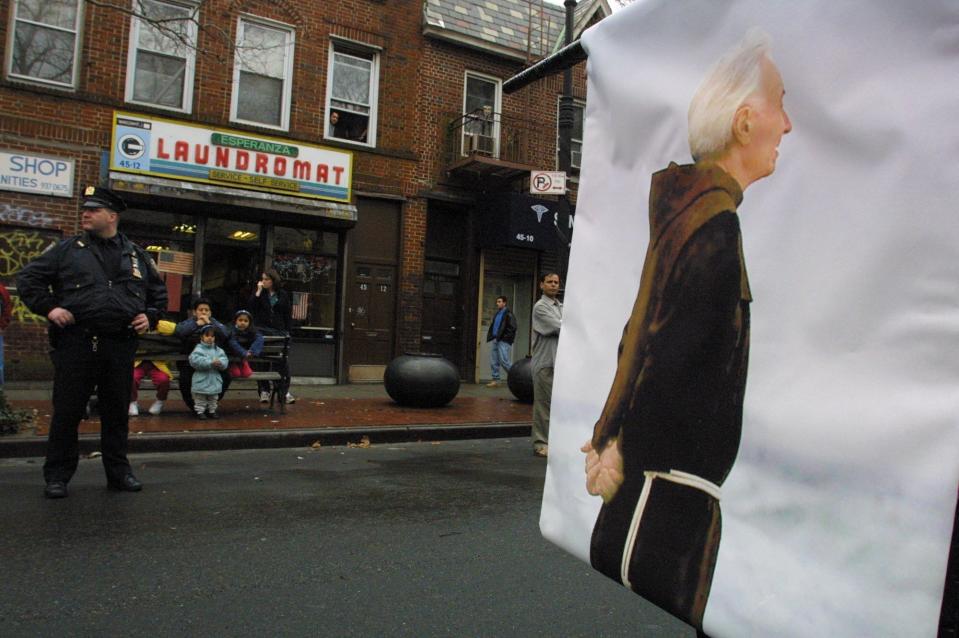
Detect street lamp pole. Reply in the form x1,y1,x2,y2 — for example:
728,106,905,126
555,0,576,284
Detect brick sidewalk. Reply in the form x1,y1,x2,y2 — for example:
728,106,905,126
22,394,531,436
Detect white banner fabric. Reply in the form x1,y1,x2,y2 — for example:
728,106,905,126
540,1,959,636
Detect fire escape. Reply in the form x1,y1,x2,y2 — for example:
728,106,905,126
443,0,551,183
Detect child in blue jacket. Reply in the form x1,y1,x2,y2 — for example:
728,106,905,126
175,297,232,410
227,309,264,378
188,325,228,419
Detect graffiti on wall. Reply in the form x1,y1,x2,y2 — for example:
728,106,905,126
9,293,45,325
0,227,61,278
0,204,54,228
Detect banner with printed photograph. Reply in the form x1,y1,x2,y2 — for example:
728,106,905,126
540,1,959,636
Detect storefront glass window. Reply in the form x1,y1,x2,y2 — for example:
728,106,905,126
203,218,261,322
273,227,338,331
121,208,197,317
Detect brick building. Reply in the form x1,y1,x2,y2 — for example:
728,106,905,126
0,0,608,383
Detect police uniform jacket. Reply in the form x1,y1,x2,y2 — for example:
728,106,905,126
16,232,167,334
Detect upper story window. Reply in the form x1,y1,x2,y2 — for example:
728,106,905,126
7,0,82,88
125,0,198,112
325,42,379,146
462,72,501,158
572,101,584,169
231,17,295,130
557,99,585,171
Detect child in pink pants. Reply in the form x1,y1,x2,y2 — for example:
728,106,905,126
129,360,171,416
128,320,176,416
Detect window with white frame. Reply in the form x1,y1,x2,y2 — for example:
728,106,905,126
125,0,197,112
572,101,584,169
462,73,501,157
325,42,378,146
7,0,82,88
557,99,585,171
231,17,295,130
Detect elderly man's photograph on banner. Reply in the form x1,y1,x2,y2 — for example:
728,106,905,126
538,1,959,637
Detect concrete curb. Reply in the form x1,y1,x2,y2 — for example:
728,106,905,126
0,422,533,458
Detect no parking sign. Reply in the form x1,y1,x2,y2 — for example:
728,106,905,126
530,170,566,195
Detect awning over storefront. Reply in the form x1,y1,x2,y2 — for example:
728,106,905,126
110,172,358,226
478,192,572,251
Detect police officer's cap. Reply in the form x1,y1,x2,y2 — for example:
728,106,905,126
81,186,126,213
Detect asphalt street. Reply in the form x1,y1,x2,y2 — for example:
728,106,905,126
0,439,694,637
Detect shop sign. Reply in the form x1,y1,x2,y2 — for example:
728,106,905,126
479,192,572,251
530,170,566,195
109,112,353,203
0,151,74,198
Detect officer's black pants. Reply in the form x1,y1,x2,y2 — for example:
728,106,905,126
44,329,138,483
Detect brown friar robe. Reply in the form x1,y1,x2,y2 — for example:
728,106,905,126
589,162,751,631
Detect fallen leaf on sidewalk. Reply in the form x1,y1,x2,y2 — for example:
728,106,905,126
348,436,371,449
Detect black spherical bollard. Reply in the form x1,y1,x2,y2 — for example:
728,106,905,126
507,356,534,403
384,353,460,408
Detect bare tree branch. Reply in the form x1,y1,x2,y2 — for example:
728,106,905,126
83,0,238,64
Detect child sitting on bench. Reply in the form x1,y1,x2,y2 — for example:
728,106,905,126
227,309,264,378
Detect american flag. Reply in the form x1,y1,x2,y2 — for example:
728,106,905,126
291,292,309,320
156,250,194,275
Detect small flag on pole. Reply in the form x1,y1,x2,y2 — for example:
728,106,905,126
156,250,194,275
291,292,309,320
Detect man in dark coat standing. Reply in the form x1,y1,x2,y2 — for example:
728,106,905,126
485,295,517,387
17,186,167,498
581,30,792,632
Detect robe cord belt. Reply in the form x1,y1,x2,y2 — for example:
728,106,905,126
620,469,722,588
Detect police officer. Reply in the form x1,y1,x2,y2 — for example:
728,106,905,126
17,186,167,498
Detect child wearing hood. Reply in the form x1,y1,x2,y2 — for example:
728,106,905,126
227,309,264,378
188,324,228,419
175,297,231,409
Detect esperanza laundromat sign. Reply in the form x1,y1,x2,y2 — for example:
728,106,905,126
0,150,74,198
109,112,352,203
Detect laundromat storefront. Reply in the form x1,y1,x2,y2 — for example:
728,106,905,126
107,112,357,379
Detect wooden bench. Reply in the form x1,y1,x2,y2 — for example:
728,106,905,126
134,333,292,414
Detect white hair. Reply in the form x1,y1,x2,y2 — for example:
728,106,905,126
687,28,773,161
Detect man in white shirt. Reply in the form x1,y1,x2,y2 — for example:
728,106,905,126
531,272,562,457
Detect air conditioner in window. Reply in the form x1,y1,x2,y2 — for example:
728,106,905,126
465,133,495,157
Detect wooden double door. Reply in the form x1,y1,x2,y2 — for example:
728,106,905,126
345,262,395,366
